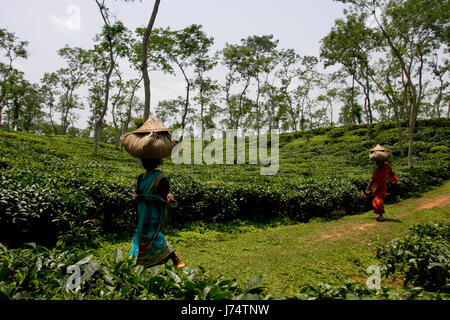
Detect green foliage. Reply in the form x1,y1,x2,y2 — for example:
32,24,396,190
376,223,450,292
430,145,450,153
286,281,448,300
326,127,346,138
0,243,267,300
0,119,448,247
1,241,448,300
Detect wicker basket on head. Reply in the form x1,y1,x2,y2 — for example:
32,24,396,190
122,118,178,159
369,144,391,162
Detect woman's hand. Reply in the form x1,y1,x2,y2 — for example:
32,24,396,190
134,193,144,201
366,178,373,192
166,193,175,204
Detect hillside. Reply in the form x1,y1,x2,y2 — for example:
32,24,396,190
0,119,449,247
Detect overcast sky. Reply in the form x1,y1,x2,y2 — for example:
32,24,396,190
0,0,347,128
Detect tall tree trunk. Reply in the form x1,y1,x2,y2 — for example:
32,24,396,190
300,108,305,131
281,79,296,131
392,102,405,157
94,0,118,156
383,68,405,158
63,103,70,135
290,110,297,132
365,68,373,125
141,0,161,121
355,71,372,134
366,8,420,166
94,59,114,155
199,82,205,138
48,103,57,135
224,75,236,131
237,77,251,131
365,88,371,135
111,71,124,149
351,75,356,125
120,77,143,150
0,63,13,123
111,98,121,149
176,63,191,138
402,83,408,122
0,92,6,124
435,70,445,119
181,81,190,131
407,103,417,168
329,103,333,127
12,97,20,131
435,86,442,118
404,50,425,168
255,78,261,139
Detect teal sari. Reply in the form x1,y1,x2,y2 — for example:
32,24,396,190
129,170,174,267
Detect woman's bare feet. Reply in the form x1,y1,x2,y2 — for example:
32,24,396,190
172,256,186,269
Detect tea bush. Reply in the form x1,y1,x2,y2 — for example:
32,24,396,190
1,242,448,300
376,223,450,292
0,173,61,246
0,119,449,247
326,127,346,138
0,243,267,300
285,282,449,300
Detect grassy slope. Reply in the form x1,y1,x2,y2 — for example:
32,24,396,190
97,181,450,295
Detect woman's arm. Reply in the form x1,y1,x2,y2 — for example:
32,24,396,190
156,177,175,204
134,173,144,201
387,165,398,183
366,176,374,191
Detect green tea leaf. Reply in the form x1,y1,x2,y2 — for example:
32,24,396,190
111,248,123,262
166,269,181,284
243,275,265,293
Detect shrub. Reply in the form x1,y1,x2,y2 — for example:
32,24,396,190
352,128,369,137
374,121,397,132
1,242,448,300
0,174,60,247
285,282,449,300
327,127,346,138
374,129,403,145
376,223,450,292
430,146,450,153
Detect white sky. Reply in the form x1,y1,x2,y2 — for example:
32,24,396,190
0,0,347,129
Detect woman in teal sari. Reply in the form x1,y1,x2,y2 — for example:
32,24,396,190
129,158,185,269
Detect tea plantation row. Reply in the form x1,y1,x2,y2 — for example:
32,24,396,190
1,223,448,300
0,119,449,247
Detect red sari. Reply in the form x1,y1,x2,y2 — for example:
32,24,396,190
371,163,398,214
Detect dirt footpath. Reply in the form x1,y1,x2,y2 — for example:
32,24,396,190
314,186,450,242
417,194,450,210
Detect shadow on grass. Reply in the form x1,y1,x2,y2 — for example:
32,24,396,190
97,218,302,248
162,217,298,239
102,212,355,245
381,218,403,223
361,216,403,223
99,231,135,245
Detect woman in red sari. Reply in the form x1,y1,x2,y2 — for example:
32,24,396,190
366,161,398,222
